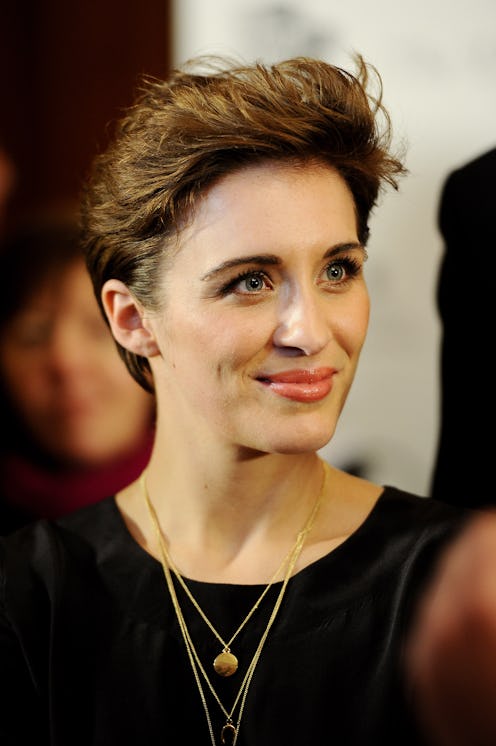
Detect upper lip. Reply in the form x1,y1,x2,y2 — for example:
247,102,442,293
255,367,336,383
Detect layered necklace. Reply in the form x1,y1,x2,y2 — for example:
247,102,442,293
142,460,329,746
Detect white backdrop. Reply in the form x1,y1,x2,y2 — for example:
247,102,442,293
173,0,496,494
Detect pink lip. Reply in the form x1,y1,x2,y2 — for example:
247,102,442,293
256,367,336,402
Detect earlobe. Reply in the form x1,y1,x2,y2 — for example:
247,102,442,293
101,279,160,357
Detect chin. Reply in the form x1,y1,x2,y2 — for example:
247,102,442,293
48,440,112,467
275,439,333,456
260,425,336,456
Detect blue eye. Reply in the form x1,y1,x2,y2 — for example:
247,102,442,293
323,256,363,286
326,262,346,282
221,270,271,296
241,273,266,292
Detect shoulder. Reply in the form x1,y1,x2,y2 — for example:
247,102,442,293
321,468,471,581
303,482,473,627
378,485,470,534
328,468,468,550
0,498,119,607
1,495,117,550
0,497,128,664
375,487,473,572
363,490,474,623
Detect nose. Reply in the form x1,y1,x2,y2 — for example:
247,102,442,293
272,283,330,356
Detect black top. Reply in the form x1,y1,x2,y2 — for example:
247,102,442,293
0,487,469,745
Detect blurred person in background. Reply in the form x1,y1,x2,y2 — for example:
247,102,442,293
0,144,15,238
430,147,496,509
0,213,155,533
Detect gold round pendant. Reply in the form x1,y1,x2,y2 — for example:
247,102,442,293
213,650,239,677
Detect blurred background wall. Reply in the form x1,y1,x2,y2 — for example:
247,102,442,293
174,0,496,494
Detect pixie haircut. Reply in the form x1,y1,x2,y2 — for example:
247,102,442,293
81,54,406,392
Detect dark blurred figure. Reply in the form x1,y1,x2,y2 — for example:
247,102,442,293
0,145,16,237
430,147,496,508
0,212,155,534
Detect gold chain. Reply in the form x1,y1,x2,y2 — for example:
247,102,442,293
142,460,329,746
158,517,300,674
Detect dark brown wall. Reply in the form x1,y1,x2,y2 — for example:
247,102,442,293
0,0,172,231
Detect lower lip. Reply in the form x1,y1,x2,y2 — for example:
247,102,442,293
260,377,334,403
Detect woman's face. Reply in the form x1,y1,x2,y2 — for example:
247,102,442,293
0,259,152,465
146,161,370,455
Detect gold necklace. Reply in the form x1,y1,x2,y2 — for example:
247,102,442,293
157,518,300,677
142,460,329,746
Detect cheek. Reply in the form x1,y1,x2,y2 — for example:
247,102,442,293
334,291,370,356
166,309,263,371
0,348,45,403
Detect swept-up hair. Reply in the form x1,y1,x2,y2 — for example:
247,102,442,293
81,54,406,391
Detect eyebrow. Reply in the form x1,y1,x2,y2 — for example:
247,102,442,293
200,242,365,281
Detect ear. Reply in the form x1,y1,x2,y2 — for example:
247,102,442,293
101,279,160,358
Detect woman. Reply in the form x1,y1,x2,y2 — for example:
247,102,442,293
0,216,155,533
0,55,490,745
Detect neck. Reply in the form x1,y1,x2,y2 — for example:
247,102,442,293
132,443,325,583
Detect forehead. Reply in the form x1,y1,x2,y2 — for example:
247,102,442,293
177,161,358,258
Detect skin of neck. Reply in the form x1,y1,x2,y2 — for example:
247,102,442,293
131,422,326,582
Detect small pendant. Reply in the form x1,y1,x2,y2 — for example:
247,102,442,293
221,721,237,745
213,649,238,677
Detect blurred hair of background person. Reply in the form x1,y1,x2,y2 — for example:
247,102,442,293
430,147,496,509
0,212,155,534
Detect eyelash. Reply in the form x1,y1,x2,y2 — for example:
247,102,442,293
220,255,364,297
323,256,363,284
219,270,272,296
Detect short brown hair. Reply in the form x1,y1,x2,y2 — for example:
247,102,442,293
81,54,406,391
